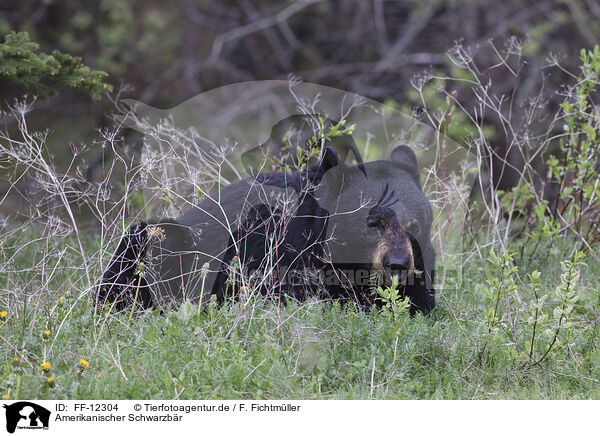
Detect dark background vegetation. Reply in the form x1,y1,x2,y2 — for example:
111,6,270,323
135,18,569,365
2,0,599,141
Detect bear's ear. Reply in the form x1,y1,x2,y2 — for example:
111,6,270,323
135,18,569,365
390,144,419,168
390,144,421,185
303,146,342,187
317,146,340,173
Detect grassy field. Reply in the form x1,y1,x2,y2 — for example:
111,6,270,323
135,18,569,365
1,229,599,400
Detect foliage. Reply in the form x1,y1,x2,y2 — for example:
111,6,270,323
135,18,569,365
292,117,355,170
525,251,584,366
480,249,585,367
3,0,598,104
547,45,600,244
404,75,494,149
0,31,113,100
413,38,600,256
375,274,411,327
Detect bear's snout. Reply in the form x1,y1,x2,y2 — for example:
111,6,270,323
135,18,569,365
382,251,413,274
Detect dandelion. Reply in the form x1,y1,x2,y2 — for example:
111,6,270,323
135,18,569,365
42,330,50,339
0,311,7,320
1,394,9,400
11,357,20,365
97,373,102,379
79,359,90,370
40,362,51,372
46,377,55,387
57,297,64,305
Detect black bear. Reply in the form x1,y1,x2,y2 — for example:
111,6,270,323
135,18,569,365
99,143,435,316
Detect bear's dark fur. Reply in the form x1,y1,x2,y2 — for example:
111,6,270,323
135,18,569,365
100,144,435,315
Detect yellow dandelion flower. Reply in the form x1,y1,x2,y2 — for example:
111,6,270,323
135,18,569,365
42,330,50,339
97,372,101,379
1,394,9,400
58,297,64,305
0,311,7,320
46,377,55,387
11,357,20,364
40,361,51,372
79,359,90,370
135,261,146,277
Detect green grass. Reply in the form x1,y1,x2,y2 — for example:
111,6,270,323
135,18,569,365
1,231,600,400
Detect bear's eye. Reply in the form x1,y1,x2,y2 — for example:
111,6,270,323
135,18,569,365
407,222,419,234
366,216,380,227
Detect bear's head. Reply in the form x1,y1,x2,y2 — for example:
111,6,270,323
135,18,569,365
314,144,435,314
